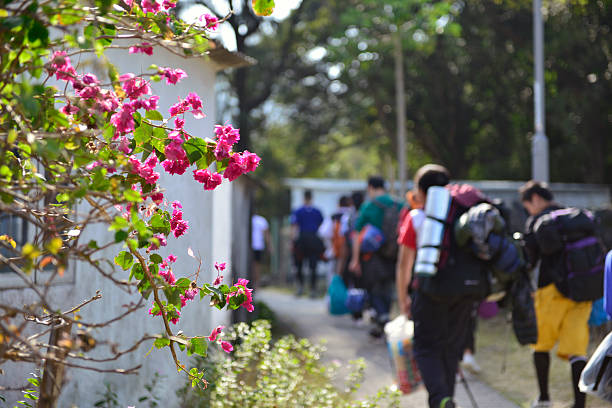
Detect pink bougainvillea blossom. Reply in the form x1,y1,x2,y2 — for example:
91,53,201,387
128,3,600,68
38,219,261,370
164,141,187,162
168,93,205,118
159,67,187,85
149,233,167,250
121,75,151,100
129,43,154,55
214,139,232,160
159,268,176,285
174,117,185,129
118,136,132,154
226,278,254,312
49,51,77,82
171,201,182,210
141,0,161,14
110,105,136,135
215,124,241,145
221,341,233,353
169,311,180,325
193,169,223,190
166,254,177,263
150,190,164,204
199,13,219,30
61,103,79,115
207,325,225,342
215,262,226,272
162,0,176,10
161,158,189,175
213,275,223,286
170,207,189,238
223,151,261,181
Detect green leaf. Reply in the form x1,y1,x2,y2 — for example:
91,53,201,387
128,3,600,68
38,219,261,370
123,189,142,202
183,137,209,165
187,337,208,357
145,110,164,121
252,0,275,16
175,278,191,293
114,230,128,243
110,216,129,231
149,254,163,264
114,251,133,270
164,286,181,308
154,337,170,349
133,123,153,145
130,262,144,280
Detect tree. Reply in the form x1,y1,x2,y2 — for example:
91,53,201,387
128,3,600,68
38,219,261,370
0,0,270,404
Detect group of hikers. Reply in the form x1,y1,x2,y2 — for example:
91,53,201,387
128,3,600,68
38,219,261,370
289,163,610,408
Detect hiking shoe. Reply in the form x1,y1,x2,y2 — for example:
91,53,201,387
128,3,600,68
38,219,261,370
530,399,552,408
439,397,456,408
460,352,481,374
368,325,384,339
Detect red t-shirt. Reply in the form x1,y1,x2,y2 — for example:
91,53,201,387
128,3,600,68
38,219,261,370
397,209,425,250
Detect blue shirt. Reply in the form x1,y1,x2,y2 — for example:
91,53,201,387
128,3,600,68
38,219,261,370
291,205,323,234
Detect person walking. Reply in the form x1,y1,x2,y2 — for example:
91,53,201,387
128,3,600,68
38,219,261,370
291,190,324,297
251,213,271,288
348,176,401,338
520,181,592,408
403,164,490,408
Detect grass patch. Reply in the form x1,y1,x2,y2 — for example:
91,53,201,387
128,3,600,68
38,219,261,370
475,312,609,408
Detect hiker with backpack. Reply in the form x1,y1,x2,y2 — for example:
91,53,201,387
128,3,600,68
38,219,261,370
520,181,605,408
407,164,491,408
348,176,402,338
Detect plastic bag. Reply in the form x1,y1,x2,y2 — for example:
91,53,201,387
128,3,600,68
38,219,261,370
345,288,367,314
328,274,350,315
579,331,612,402
384,315,422,394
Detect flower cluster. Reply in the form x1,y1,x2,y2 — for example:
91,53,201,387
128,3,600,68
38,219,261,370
129,154,160,185
129,43,154,55
170,201,188,238
159,67,187,85
193,169,223,191
169,92,205,119
213,262,225,285
199,13,219,30
228,278,254,313
207,325,233,353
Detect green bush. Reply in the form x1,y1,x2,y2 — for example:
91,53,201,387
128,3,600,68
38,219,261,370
177,320,400,408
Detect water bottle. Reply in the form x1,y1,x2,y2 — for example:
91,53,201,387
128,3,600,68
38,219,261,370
414,186,451,276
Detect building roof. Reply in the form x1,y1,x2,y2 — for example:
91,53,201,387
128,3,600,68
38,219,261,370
207,40,257,70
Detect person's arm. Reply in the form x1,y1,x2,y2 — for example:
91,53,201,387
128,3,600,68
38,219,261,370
396,245,416,316
349,232,361,275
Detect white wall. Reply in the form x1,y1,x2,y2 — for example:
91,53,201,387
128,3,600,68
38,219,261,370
0,47,236,407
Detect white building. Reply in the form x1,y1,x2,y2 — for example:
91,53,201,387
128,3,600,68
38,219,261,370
0,43,254,406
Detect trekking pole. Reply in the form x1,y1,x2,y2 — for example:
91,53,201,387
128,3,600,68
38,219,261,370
458,367,479,408
501,311,512,374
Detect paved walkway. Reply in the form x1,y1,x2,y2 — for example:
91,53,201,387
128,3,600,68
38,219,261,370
257,288,520,408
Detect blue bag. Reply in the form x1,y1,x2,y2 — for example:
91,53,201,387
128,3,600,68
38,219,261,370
360,224,385,253
328,275,350,315
589,298,610,327
345,288,367,314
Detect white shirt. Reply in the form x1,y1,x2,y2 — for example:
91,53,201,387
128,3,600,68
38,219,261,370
251,214,269,251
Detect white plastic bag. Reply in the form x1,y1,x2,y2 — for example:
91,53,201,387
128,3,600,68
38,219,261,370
579,331,612,402
384,315,421,393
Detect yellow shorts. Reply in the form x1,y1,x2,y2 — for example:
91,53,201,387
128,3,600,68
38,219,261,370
532,283,592,359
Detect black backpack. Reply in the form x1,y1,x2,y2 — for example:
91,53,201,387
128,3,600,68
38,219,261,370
373,199,401,260
534,207,605,302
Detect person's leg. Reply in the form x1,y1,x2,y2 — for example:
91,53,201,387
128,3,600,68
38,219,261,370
412,291,453,408
444,297,475,395
533,351,551,402
294,250,304,295
308,255,318,295
569,356,587,408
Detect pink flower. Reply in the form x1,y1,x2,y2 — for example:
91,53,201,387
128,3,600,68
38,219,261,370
215,262,226,272
141,95,159,111
129,43,154,55
162,0,176,9
86,161,102,170
169,311,180,325
174,117,185,129
166,254,177,263
159,67,187,85
49,51,77,82
185,92,204,118
161,158,189,175
110,105,136,135
199,13,219,30
121,75,151,100
223,154,246,182
183,288,198,300
214,140,232,160
61,103,79,115
193,169,223,190
220,341,233,353
97,90,120,113
207,325,224,342
170,208,189,238
150,191,164,204
214,124,241,145
213,275,223,286
159,268,176,285
242,151,261,172
141,0,161,14
118,137,132,154
171,201,182,210
169,100,189,117
149,233,167,250
82,73,99,85
164,141,186,162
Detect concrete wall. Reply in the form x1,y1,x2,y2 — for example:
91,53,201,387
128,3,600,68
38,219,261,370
0,48,239,406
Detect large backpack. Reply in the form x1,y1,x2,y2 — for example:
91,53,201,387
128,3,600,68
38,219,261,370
534,207,605,302
373,199,401,260
417,184,490,299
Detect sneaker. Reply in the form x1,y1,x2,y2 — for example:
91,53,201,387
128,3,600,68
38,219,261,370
530,399,552,408
439,397,456,408
460,353,481,374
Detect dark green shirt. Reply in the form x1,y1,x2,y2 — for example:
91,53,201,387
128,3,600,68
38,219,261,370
354,194,398,232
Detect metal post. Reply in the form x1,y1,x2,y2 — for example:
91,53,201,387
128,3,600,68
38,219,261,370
394,30,407,197
532,0,549,182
